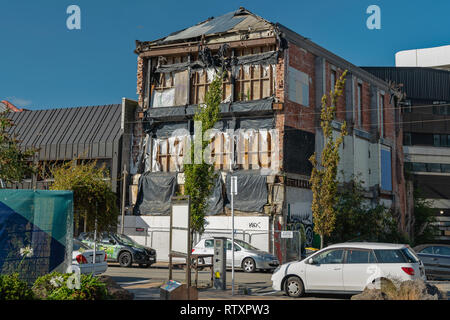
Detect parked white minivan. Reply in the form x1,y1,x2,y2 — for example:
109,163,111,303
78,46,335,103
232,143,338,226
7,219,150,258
271,242,426,297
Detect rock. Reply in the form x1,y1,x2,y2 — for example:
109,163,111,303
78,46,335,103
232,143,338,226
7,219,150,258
352,279,443,300
351,288,388,300
98,275,134,300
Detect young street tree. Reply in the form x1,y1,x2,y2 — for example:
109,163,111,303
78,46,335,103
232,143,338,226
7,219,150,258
309,70,348,248
0,111,36,186
184,71,223,237
50,160,119,235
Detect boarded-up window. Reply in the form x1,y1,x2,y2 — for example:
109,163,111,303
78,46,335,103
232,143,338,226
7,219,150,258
151,135,190,172
235,129,278,170
234,64,274,101
152,55,189,107
288,67,309,106
190,69,231,104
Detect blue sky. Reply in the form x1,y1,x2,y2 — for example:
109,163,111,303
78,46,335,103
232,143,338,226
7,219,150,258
0,0,449,110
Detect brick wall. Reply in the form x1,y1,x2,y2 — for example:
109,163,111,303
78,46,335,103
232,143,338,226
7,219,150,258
283,43,316,134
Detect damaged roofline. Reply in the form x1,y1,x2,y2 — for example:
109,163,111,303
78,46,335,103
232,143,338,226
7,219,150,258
135,36,278,57
134,6,276,54
275,23,391,90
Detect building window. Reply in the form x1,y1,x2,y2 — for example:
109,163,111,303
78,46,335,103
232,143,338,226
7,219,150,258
357,83,362,127
402,100,412,113
380,147,392,191
288,67,309,106
433,134,450,147
432,101,449,115
379,93,385,138
234,65,273,102
331,69,336,92
403,132,412,146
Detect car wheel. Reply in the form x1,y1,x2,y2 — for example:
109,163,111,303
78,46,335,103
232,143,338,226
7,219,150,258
119,251,132,267
192,258,205,271
242,258,256,273
285,276,304,298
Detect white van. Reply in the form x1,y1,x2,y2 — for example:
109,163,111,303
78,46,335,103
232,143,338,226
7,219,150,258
271,242,426,297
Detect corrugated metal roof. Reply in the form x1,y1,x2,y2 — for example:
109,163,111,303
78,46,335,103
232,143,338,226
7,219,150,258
155,7,273,44
0,102,6,112
362,67,450,102
7,104,122,160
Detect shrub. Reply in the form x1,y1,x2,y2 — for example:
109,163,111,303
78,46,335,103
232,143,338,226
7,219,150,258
0,273,34,300
32,272,111,300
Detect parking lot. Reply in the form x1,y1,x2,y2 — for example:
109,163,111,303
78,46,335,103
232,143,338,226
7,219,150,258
103,263,349,300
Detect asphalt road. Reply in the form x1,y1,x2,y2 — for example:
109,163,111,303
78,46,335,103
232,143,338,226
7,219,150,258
103,263,349,300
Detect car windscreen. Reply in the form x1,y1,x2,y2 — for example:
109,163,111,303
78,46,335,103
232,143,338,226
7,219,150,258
374,249,408,263
234,239,258,251
401,248,419,263
73,239,90,251
115,234,137,246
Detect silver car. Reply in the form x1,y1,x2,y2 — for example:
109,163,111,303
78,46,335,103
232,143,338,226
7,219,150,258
413,244,450,280
192,238,279,273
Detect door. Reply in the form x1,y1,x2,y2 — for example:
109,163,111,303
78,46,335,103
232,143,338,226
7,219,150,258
343,249,377,292
305,249,345,291
417,246,440,277
225,240,242,267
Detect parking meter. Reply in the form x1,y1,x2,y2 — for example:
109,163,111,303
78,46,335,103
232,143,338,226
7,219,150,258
213,237,227,290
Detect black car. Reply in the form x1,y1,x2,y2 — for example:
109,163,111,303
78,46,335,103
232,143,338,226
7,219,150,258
413,244,450,280
78,232,157,268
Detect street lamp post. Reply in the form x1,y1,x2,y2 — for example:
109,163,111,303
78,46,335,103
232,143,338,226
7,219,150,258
230,176,237,296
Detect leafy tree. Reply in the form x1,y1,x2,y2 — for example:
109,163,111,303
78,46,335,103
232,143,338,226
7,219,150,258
0,111,36,185
309,70,348,248
183,71,223,236
330,177,409,244
412,188,439,245
50,160,118,235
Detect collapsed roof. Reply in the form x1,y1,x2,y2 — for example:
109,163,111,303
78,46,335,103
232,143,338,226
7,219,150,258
135,7,277,53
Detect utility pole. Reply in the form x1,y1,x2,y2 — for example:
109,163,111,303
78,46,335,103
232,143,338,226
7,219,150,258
93,202,98,274
230,176,237,296
121,164,128,234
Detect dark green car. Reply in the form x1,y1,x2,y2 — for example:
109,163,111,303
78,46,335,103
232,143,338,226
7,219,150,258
78,232,157,268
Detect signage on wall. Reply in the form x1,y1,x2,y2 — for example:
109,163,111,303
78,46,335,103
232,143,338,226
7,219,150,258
281,231,294,239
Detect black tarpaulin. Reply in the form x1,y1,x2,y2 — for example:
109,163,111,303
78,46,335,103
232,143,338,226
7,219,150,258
235,51,278,66
225,171,268,213
206,175,224,215
133,172,177,215
153,51,278,74
239,117,274,130
231,97,274,114
153,122,189,138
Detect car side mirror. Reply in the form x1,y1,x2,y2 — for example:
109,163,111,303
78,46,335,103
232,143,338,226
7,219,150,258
308,258,315,265
109,239,116,245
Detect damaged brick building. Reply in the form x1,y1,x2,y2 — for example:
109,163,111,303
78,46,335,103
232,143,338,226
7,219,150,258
125,7,407,262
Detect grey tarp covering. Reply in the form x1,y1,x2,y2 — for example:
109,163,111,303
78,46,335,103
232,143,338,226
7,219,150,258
146,98,273,122
225,171,268,212
231,97,274,113
206,175,224,215
154,51,278,74
239,117,274,130
147,106,186,118
235,51,278,66
133,172,177,215
153,122,189,138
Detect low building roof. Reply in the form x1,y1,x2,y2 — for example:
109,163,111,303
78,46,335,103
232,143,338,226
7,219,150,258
7,104,122,161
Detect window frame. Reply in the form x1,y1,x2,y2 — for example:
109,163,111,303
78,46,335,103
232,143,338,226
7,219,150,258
344,248,377,264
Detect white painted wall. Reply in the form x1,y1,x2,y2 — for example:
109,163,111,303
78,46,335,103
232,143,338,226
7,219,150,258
119,215,270,262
